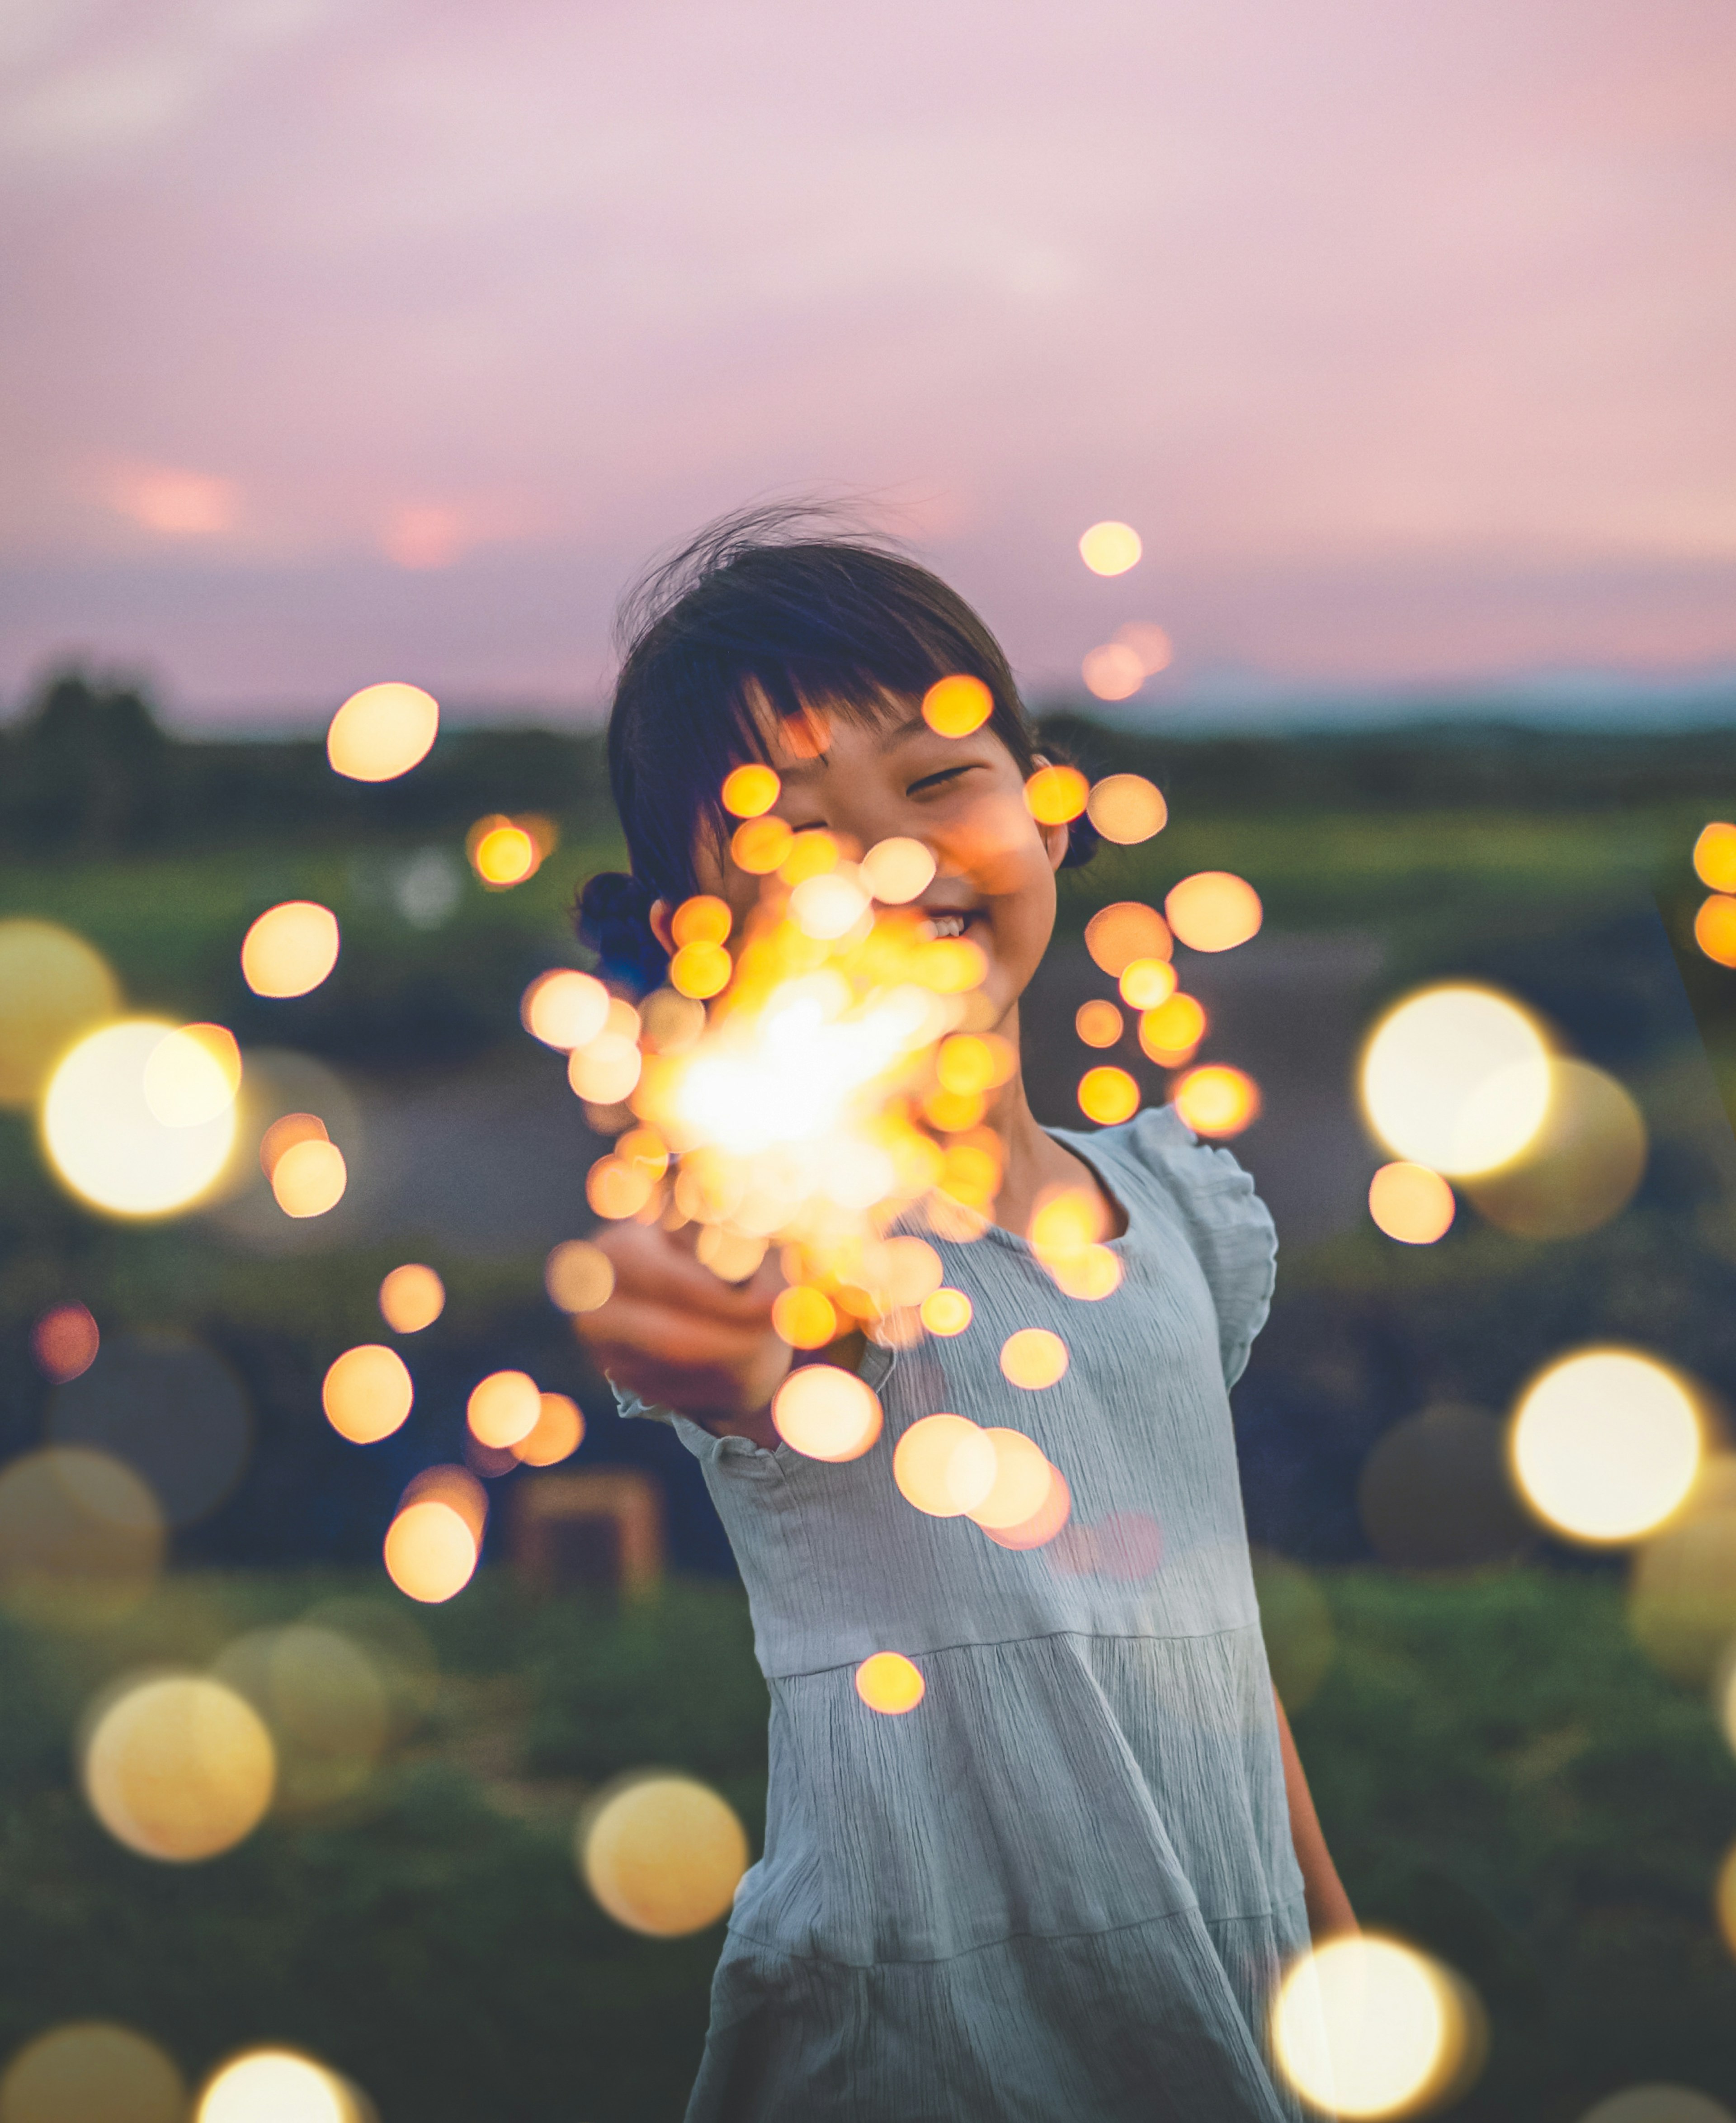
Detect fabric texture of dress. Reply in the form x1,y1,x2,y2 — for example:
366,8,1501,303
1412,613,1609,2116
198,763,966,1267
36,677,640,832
616,1103,1309,2122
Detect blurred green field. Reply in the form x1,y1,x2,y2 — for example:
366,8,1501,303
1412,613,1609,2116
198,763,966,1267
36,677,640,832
6,700,1736,2118
0,1566,1730,2123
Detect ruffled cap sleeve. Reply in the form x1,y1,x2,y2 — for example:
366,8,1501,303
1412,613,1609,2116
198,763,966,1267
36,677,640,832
1114,1103,1278,1387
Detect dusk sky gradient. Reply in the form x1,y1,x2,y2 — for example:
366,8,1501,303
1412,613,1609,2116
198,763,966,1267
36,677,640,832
3,0,1734,728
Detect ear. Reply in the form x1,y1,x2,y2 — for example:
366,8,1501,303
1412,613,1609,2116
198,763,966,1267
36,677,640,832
1030,753,1071,874
648,900,676,956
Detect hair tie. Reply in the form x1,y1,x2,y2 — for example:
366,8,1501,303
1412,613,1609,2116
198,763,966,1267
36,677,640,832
575,870,668,992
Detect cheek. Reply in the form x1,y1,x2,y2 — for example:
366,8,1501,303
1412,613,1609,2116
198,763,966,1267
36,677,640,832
946,794,1050,897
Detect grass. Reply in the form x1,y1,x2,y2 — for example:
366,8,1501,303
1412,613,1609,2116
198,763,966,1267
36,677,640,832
0,1566,1731,2121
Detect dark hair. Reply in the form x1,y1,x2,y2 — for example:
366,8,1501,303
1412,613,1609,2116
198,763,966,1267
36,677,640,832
577,503,1097,988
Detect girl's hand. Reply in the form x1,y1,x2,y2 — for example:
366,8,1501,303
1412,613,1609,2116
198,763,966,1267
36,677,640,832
572,1221,792,1448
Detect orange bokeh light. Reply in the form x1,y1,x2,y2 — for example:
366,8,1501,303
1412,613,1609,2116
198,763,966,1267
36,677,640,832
922,675,993,738
1115,622,1173,675
1086,773,1168,844
240,902,340,999
512,1392,585,1466
1165,871,1262,953
382,1500,477,1603
326,681,439,782
731,817,795,874
854,1651,925,1715
379,1262,444,1333
259,1111,326,1177
467,1370,542,1447
1174,1065,1260,1137
1081,644,1144,701
1693,822,1736,892
1076,999,1123,1048
893,1414,997,1517
1368,1162,1457,1244
1085,902,1172,976
545,1239,616,1312
1078,1066,1140,1125
270,1137,346,1218
968,1428,1055,1529
722,764,780,818
980,1463,1072,1550
772,1286,839,1350
672,895,732,947
771,1365,883,1460
321,1345,414,1444
1000,1327,1069,1390
522,969,610,1050
1695,894,1736,968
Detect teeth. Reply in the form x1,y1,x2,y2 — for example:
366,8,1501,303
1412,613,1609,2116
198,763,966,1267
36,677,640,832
927,914,967,938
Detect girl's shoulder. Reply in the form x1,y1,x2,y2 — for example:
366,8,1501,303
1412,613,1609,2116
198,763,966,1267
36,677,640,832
1051,1103,1278,1388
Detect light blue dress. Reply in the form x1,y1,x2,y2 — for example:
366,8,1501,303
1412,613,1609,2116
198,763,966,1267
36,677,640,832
619,1105,1310,2121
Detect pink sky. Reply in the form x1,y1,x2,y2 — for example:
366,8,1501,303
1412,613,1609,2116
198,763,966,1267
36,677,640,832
3,0,1734,727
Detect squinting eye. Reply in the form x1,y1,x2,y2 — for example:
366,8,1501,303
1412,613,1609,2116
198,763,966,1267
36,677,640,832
909,766,972,796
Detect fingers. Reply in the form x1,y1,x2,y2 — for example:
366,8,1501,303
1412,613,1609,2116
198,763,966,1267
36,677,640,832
593,1220,778,1323
578,1295,774,1373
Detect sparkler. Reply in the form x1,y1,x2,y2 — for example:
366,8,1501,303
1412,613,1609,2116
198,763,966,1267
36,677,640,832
579,830,1002,1345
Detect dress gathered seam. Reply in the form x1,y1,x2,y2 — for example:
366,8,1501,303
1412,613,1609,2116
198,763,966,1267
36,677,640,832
724,1890,1309,1972
762,1617,1264,1684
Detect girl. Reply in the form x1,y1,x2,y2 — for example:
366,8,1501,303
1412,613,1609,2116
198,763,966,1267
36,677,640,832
575,509,1353,2122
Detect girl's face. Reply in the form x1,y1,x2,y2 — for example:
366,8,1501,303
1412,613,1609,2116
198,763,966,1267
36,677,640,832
664,700,1068,1031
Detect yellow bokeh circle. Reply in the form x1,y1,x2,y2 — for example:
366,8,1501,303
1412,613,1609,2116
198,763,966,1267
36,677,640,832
1078,1065,1140,1125
196,2050,362,2123
860,837,937,904
893,1414,997,1517
1024,765,1090,825
0,918,122,1111
81,1674,275,1862
921,675,992,738
1510,1347,1703,1545
43,1020,237,1218
1165,871,1262,953
721,763,781,818
579,1773,749,1937
920,1288,973,1337
241,903,340,999
1360,984,1552,1179
1693,821,1736,893
326,681,439,782
855,1652,925,1715
1271,1934,1483,2119
1086,774,1168,845
770,1366,883,1461
1078,521,1142,576
0,2022,187,2123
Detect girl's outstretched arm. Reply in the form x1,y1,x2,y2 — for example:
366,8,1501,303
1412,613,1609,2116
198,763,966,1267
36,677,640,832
1273,1688,1358,1940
